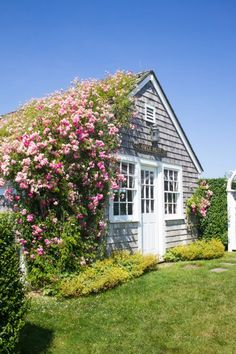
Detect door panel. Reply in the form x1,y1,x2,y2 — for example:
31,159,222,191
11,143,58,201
141,167,158,254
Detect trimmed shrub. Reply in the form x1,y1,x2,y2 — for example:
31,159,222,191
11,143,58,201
164,239,224,262
60,251,158,297
0,212,25,353
198,179,228,245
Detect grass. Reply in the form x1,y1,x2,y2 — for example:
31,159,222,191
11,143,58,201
18,252,236,354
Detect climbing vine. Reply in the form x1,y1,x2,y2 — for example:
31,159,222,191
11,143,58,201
0,71,138,283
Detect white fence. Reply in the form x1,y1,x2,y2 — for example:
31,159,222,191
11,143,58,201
227,171,236,251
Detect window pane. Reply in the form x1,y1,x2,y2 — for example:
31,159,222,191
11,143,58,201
146,186,149,198
129,176,134,188
173,204,177,214
169,170,173,180
122,163,127,174
114,191,119,202
173,182,178,191
164,193,167,203
150,172,154,185
120,203,126,215
150,187,154,199
141,200,144,213
127,190,133,202
164,181,168,191
145,171,149,184
121,178,127,188
168,204,172,214
128,203,133,215
146,200,150,213
114,203,119,215
151,200,154,212
169,182,173,191
129,164,135,175
168,193,172,203
164,170,168,180
141,170,144,184
120,191,126,202
174,171,178,181
141,186,144,199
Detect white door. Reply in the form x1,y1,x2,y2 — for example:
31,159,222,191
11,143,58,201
141,167,158,254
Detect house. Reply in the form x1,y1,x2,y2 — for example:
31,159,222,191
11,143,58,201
107,70,203,257
0,70,203,259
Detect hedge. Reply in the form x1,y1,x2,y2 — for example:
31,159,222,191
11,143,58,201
59,251,158,297
0,212,25,353
198,178,228,245
164,239,225,262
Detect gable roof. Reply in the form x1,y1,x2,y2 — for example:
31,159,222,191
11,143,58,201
132,70,203,174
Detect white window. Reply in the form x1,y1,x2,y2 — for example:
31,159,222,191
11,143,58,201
164,168,182,217
145,104,156,124
141,169,155,214
111,162,137,221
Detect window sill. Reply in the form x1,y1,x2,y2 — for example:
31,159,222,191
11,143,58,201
109,218,139,224
164,214,185,221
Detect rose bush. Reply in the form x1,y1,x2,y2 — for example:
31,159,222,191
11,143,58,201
186,180,213,219
0,71,138,285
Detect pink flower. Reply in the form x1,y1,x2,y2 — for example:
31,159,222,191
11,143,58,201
0,178,5,187
98,221,106,230
36,247,44,256
200,208,207,217
27,214,34,222
32,225,43,236
97,161,105,170
95,140,105,148
44,239,51,246
111,181,119,190
97,193,103,201
19,238,27,245
21,209,27,215
19,182,28,189
108,124,119,135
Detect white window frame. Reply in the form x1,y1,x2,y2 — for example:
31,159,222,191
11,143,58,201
109,157,139,223
162,163,184,220
145,104,156,124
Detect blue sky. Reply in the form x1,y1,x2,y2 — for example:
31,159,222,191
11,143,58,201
0,0,235,178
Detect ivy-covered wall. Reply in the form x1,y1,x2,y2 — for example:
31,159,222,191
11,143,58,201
198,178,228,245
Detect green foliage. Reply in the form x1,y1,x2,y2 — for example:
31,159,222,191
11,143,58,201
186,180,213,218
60,251,158,297
164,239,225,262
26,215,107,289
198,178,228,245
0,212,26,353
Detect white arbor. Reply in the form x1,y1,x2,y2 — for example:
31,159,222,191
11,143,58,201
227,171,236,251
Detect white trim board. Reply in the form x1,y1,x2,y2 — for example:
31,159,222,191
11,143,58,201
131,72,203,175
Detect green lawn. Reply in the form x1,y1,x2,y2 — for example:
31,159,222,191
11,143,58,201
18,253,236,354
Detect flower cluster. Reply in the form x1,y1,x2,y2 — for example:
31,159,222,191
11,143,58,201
187,180,213,219
0,71,137,264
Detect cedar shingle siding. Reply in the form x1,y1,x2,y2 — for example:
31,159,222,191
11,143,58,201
107,73,201,254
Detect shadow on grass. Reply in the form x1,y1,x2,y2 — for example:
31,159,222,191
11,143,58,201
18,322,54,353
